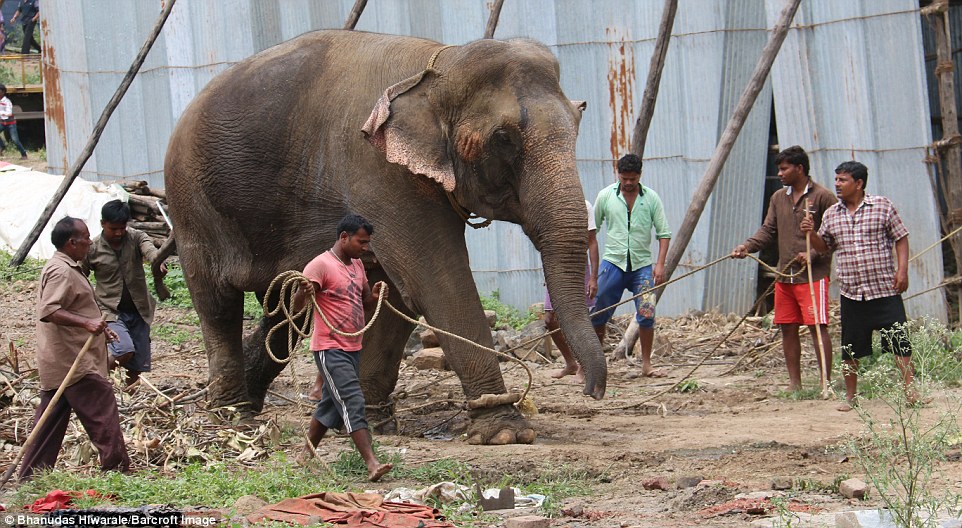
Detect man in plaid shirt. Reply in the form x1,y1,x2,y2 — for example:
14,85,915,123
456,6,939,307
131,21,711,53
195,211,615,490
801,161,914,412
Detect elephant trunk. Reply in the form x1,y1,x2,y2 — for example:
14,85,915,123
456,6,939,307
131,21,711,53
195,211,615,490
521,164,607,399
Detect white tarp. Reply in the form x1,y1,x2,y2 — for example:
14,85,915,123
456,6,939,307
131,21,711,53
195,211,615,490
0,162,127,260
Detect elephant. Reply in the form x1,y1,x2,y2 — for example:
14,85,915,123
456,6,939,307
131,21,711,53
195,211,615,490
160,29,607,445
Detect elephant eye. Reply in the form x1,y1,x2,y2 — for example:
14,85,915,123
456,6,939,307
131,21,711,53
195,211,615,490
491,128,521,159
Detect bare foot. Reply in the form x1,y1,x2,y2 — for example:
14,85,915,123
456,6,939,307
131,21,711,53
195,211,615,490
550,365,585,384
837,401,855,412
642,368,667,378
368,463,392,482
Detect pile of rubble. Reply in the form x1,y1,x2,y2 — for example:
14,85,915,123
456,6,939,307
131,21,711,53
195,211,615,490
120,181,170,248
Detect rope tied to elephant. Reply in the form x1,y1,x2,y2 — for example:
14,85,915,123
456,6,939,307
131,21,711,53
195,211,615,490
262,270,535,408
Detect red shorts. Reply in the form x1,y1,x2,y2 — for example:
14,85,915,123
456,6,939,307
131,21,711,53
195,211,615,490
774,278,830,326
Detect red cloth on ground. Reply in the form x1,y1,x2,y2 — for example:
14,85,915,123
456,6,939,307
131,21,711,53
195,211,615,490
25,490,100,513
247,491,456,527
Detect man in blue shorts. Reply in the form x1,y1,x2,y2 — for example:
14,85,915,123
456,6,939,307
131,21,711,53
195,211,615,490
592,154,672,376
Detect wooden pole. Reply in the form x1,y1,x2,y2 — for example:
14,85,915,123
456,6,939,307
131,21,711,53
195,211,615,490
0,332,99,489
616,0,678,359
9,0,178,267
343,0,368,30
630,0,678,158
484,0,505,39
662,0,802,284
925,0,962,326
803,199,830,398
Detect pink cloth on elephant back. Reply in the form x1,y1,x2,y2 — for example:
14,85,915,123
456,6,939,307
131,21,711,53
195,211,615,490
303,251,367,352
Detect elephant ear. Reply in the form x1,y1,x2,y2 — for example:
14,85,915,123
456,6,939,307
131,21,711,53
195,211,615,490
362,70,456,192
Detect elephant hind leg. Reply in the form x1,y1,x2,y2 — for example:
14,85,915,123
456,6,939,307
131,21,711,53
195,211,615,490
359,269,416,434
243,288,308,412
189,280,247,411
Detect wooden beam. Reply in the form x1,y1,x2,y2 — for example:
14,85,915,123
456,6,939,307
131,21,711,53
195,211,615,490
662,0,801,284
630,0,678,158
484,0,505,39
343,0,367,30
9,0,178,267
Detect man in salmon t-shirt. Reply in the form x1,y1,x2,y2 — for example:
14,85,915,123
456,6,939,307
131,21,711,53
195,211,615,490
294,213,392,482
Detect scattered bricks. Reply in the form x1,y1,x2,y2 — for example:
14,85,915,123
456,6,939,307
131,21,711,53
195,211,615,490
408,348,447,371
771,476,794,490
231,495,267,516
505,515,550,528
839,478,867,500
419,329,440,348
484,310,498,328
676,475,704,489
642,477,670,491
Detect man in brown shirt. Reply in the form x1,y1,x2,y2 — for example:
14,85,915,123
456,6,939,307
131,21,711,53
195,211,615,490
84,200,166,388
732,146,837,392
20,216,130,480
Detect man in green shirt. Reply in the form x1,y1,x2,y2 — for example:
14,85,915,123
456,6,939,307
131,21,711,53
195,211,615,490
592,154,672,376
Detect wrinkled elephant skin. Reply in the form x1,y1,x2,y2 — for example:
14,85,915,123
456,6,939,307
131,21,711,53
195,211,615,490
163,30,607,444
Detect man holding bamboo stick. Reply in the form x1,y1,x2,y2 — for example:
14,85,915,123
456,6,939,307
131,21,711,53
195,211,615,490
732,146,835,392
19,217,130,480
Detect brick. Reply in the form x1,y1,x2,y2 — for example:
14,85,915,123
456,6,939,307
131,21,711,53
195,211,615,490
642,477,670,491
408,348,447,370
505,515,550,528
839,478,867,500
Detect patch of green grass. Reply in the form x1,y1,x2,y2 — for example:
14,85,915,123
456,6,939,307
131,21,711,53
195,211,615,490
675,378,701,393
394,457,472,484
15,458,345,511
776,386,823,401
152,323,198,346
508,464,597,517
0,249,44,286
481,291,538,330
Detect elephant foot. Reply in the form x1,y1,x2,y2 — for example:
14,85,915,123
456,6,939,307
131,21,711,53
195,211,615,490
367,403,398,435
465,405,536,445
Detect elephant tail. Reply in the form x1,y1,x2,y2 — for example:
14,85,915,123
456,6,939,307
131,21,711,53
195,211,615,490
152,229,177,301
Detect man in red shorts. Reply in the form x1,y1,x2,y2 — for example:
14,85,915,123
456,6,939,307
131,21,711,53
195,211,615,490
733,146,836,392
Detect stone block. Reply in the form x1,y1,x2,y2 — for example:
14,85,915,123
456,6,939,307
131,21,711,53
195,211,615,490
484,310,498,328
232,495,267,516
839,478,867,500
676,475,704,489
408,348,447,370
420,329,440,348
505,515,550,528
771,476,794,490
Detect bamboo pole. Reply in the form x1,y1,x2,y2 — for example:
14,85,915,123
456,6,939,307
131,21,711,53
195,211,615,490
0,332,99,488
9,0,178,267
484,0,505,39
803,199,830,399
662,0,801,285
616,0,678,359
343,0,367,30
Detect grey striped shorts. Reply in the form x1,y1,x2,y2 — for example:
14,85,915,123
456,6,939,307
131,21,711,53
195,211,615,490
312,349,368,433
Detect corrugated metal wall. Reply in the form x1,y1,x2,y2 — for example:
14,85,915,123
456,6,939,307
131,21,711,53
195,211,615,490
42,0,945,319
766,0,945,320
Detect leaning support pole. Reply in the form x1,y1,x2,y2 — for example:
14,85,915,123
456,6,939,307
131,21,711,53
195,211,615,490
804,199,830,399
614,0,678,360
484,0,505,39
343,0,368,30
0,332,98,489
9,0,178,267
662,0,801,283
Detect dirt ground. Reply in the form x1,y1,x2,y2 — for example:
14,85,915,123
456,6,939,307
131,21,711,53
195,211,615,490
1,273,961,527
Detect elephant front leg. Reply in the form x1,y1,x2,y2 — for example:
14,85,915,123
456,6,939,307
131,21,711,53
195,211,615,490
191,285,249,412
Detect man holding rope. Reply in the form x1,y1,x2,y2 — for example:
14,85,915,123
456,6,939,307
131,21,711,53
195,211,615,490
592,154,672,376
19,217,130,480
802,161,916,412
733,146,835,392
292,213,392,482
